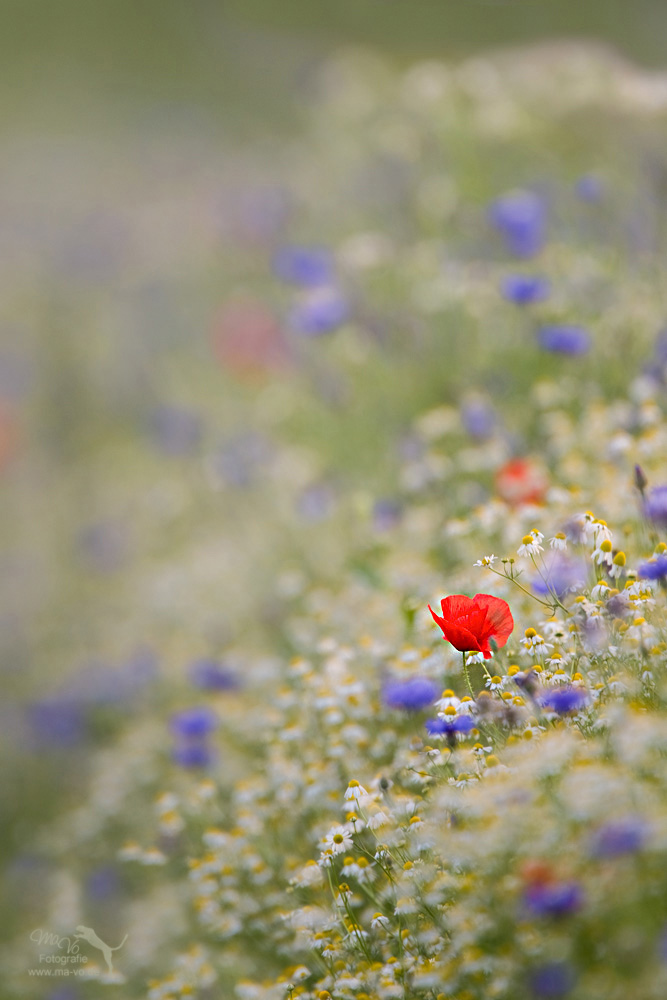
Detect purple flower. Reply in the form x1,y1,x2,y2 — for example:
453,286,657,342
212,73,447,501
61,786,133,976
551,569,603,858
189,659,240,691
537,325,591,356
150,406,202,456
531,554,587,600
372,499,403,532
86,865,122,901
461,398,496,439
488,190,547,257
288,287,349,336
297,481,336,521
530,962,575,998
575,174,604,202
27,698,87,748
645,485,667,526
272,245,333,287
540,687,588,714
524,881,583,918
383,676,438,712
425,715,475,736
501,274,550,305
172,742,215,768
591,817,647,857
639,555,667,580
170,707,218,739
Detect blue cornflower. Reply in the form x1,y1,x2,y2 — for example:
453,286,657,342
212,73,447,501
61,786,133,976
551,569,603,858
644,485,667,526
501,274,550,305
530,962,576,998
170,706,218,739
189,659,240,691
461,398,496,439
531,554,587,600
591,817,647,857
537,325,590,356
383,676,438,712
425,715,475,736
524,881,583,918
372,498,402,532
172,742,215,768
575,174,604,202
488,189,547,257
540,687,588,714
288,287,349,336
150,405,202,456
272,245,333,287
27,698,87,748
639,554,667,580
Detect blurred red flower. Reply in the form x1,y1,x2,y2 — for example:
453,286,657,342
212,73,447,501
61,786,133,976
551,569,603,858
212,298,291,379
428,593,514,659
495,458,547,505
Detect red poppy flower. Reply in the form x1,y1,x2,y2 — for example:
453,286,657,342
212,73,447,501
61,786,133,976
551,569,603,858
428,593,514,659
495,458,547,506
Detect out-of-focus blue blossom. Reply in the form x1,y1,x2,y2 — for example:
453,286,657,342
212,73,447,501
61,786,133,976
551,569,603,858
644,485,667,526
189,659,240,691
488,189,547,257
654,328,667,366
172,742,215,768
60,649,158,707
150,405,202,456
383,676,438,711
531,554,587,600
638,555,667,580
372,499,403,532
530,962,576,998
86,864,122,901
272,245,334,287
77,520,128,573
231,186,291,245
575,174,604,202
524,881,583,918
297,482,336,522
170,706,218,739
425,715,475,736
27,698,87,748
500,274,550,305
288,287,349,336
537,325,591,356
540,687,588,714
461,397,496,439
211,432,272,489
591,817,647,857
45,989,80,1000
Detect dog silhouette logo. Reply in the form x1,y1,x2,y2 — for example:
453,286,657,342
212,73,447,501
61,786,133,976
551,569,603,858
74,925,127,974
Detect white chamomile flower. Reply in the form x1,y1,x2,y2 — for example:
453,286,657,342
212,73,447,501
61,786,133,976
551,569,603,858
322,825,354,855
608,552,626,579
520,629,553,656
517,530,544,558
435,689,460,711
474,554,497,567
344,779,368,802
549,533,568,550
593,539,614,568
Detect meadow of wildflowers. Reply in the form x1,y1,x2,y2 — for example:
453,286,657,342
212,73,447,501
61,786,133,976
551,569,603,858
5,42,667,1000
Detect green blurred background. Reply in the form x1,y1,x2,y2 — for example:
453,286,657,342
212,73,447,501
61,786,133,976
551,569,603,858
2,0,667,132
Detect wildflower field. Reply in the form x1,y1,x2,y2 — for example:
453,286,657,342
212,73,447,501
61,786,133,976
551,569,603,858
6,42,667,1000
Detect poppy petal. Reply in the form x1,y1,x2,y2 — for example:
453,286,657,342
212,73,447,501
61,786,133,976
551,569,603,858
473,594,514,647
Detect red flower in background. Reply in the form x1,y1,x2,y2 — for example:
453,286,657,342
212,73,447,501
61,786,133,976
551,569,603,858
495,458,547,506
212,298,292,379
428,593,514,659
